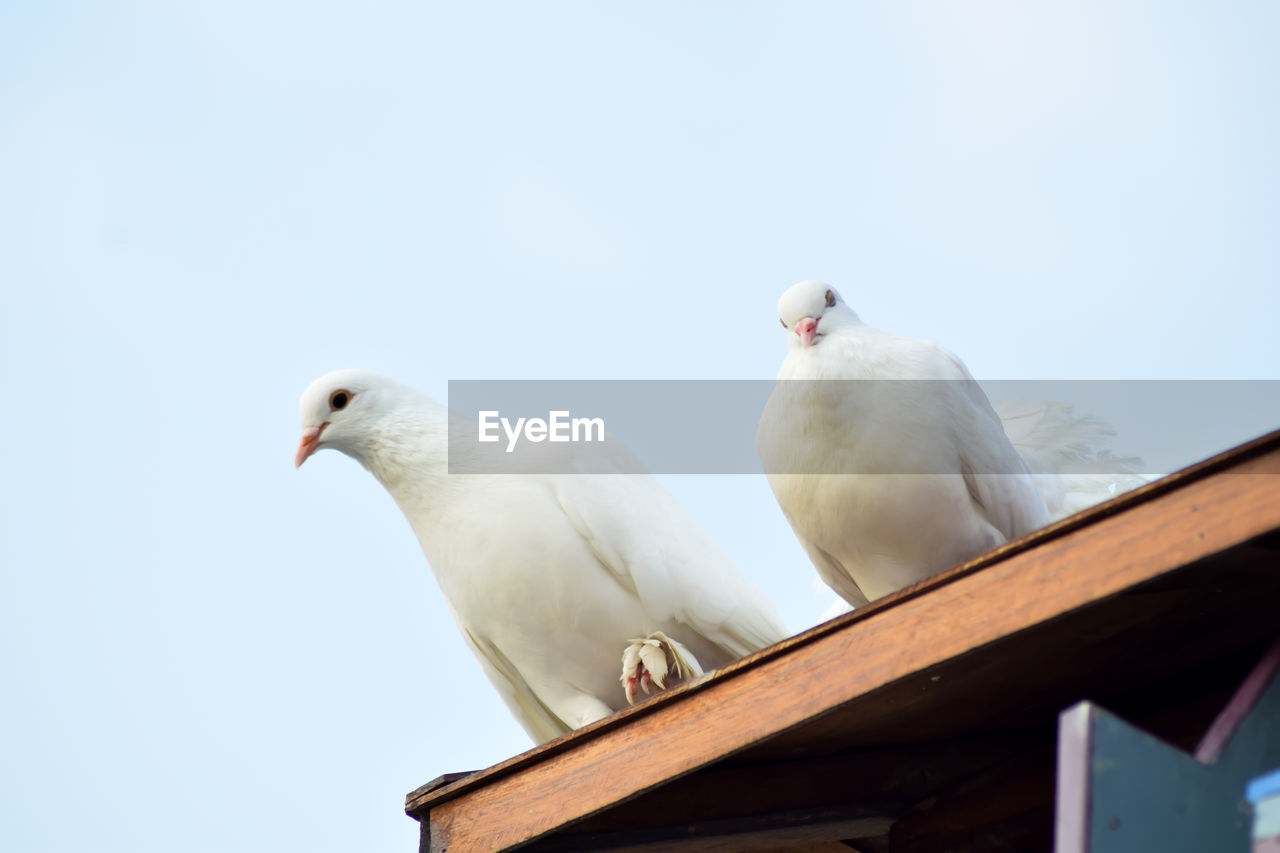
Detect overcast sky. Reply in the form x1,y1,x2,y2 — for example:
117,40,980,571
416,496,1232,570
3,3,1278,852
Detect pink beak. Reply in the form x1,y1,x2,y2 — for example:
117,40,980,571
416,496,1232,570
295,424,326,468
795,316,819,348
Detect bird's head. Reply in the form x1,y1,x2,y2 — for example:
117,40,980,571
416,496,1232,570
776,280,859,350
294,368,403,468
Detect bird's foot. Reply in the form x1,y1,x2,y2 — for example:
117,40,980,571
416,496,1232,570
620,631,703,705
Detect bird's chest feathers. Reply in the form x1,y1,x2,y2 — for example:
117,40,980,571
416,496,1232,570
412,489,614,628
762,378,892,474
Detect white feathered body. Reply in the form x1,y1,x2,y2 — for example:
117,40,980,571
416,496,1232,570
355,393,786,744
758,323,1052,604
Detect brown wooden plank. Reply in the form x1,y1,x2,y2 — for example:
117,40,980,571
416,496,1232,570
545,734,1033,838
542,639,1257,852
412,439,1280,852
408,431,1280,817
411,771,475,798
410,430,1280,814
748,542,1278,762
517,805,894,852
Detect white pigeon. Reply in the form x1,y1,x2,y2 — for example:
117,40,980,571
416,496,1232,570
757,280,1144,610
295,369,789,744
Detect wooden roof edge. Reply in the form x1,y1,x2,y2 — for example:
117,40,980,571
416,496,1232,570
415,445,1280,850
405,426,1280,816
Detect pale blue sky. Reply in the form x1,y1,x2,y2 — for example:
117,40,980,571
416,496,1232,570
2,3,1278,852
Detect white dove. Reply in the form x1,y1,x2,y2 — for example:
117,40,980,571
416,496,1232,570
757,280,1144,609
295,369,788,744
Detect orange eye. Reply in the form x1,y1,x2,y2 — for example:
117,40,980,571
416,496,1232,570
329,389,352,411
825,289,835,308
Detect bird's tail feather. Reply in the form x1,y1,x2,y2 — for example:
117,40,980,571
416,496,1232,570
994,399,1149,521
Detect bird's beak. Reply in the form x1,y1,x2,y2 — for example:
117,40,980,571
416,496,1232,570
295,424,327,468
795,316,819,348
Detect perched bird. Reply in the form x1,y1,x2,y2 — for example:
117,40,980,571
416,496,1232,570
296,369,788,744
757,280,1143,609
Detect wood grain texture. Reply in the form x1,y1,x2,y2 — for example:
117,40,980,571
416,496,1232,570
409,433,1280,852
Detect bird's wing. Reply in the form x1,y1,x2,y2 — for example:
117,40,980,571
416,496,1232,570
927,345,1052,540
553,474,789,660
799,537,871,609
459,626,573,745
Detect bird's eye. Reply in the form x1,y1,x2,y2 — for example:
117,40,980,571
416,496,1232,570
779,318,787,328
329,389,352,411
825,289,835,308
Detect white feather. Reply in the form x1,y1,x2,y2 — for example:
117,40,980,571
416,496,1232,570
994,399,1149,519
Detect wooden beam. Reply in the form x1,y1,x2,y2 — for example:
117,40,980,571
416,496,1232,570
529,733,1037,851
889,743,1055,852
575,735,1030,824
410,434,1280,852
521,804,895,852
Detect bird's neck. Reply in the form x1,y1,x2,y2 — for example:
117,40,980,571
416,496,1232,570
356,404,456,517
